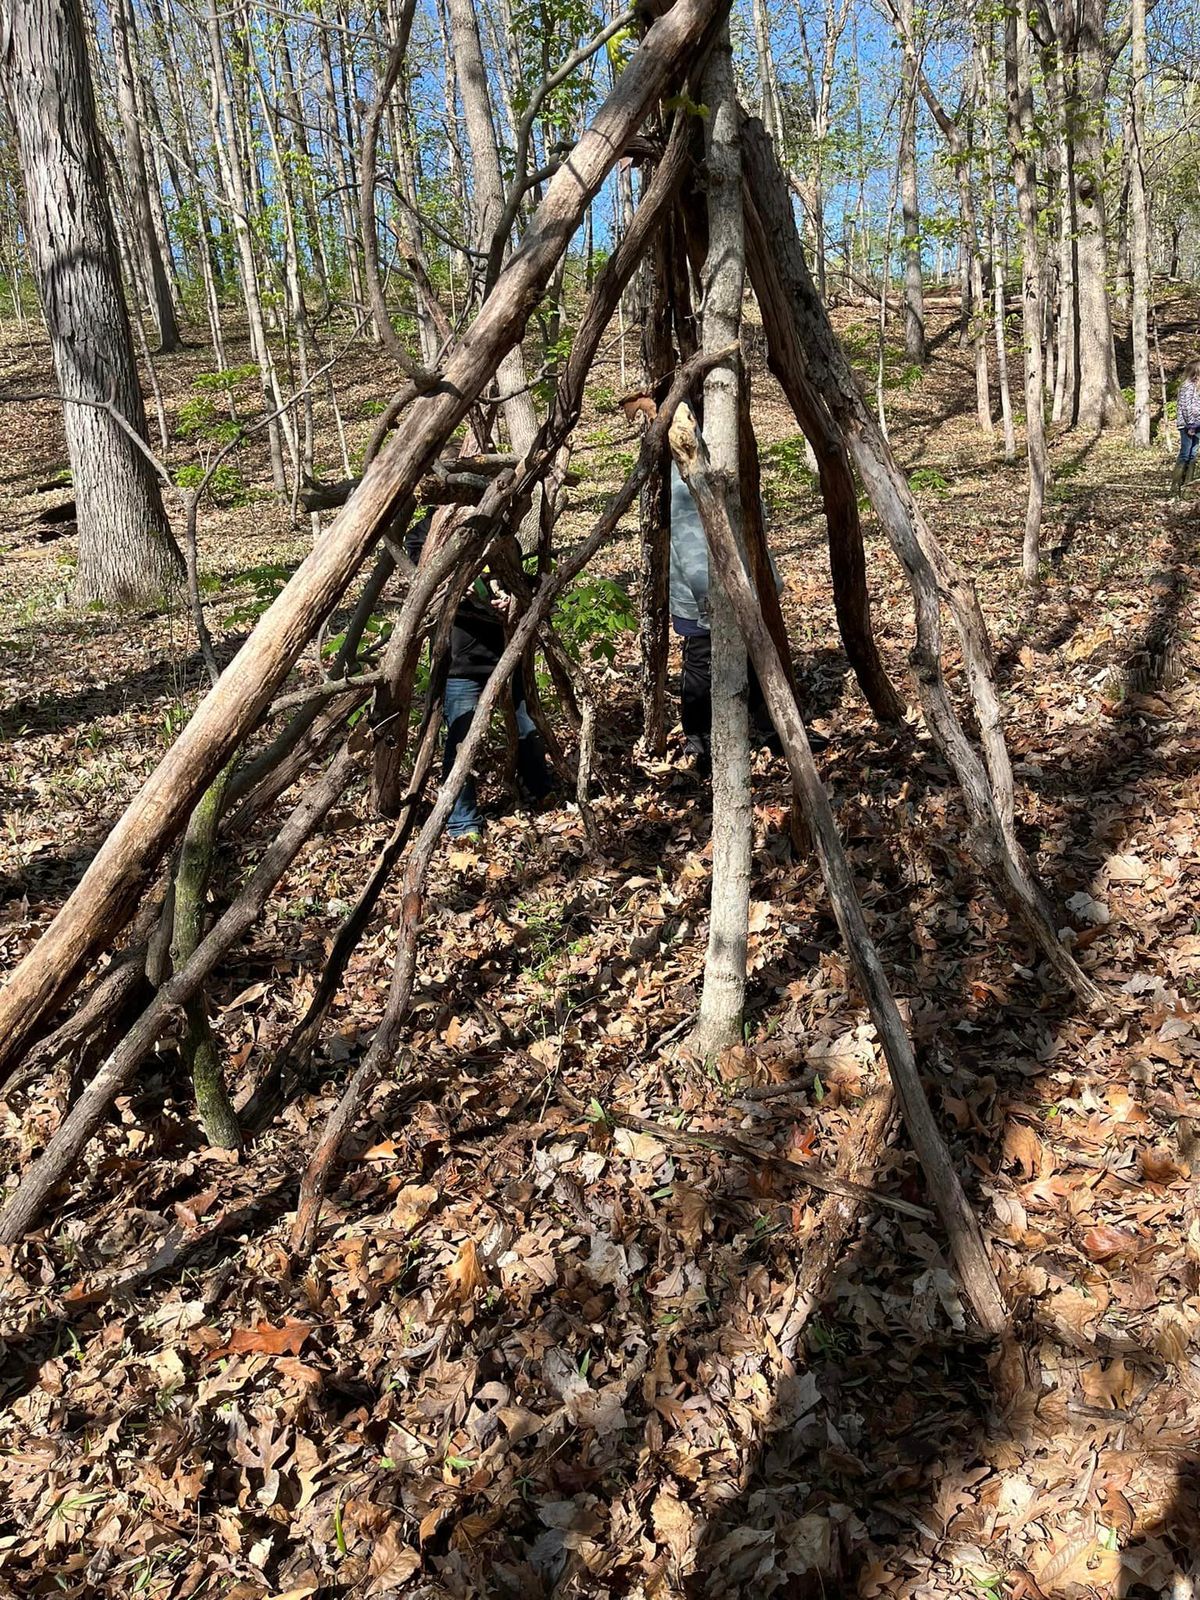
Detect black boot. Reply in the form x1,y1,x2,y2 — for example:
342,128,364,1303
517,729,556,804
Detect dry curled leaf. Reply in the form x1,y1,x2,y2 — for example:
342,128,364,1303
1003,1120,1045,1179
651,1485,695,1572
1034,1527,1121,1595
1099,1483,1134,1540
433,1238,487,1317
1080,1355,1135,1410
1139,1146,1186,1185
209,1317,312,1361
1080,1223,1138,1261
367,1524,421,1592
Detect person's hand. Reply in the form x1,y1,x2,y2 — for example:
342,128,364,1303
491,593,520,624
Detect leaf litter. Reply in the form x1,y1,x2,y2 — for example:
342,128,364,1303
1,304,1200,1596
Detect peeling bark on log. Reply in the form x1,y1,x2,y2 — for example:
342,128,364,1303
0,0,728,1081
777,1081,898,1361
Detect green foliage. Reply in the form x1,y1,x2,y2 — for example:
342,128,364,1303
320,609,393,661
662,90,709,119
174,462,247,504
226,561,294,625
175,393,240,444
536,329,574,404
893,361,926,392
554,577,636,665
193,364,258,393
760,434,817,486
908,466,950,496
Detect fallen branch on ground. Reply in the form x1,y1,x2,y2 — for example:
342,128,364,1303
555,1084,926,1220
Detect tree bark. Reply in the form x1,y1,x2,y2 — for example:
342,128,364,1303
1,0,182,608
0,0,727,1082
692,27,751,1059
1128,0,1151,447
1005,0,1048,584
1072,0,1129,430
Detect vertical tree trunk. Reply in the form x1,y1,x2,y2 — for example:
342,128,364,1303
978,23,1016,460
1129,0,1152,447
750,0,783,143
638,228,673,755
1072,0,1129,429
899,0,925,364
316,19,368,324
111,0,181,352
1049,30,1077,422
204,0,290,496
693,27,751,1059
1005,0,1047,584
445,0,540,533
2,0,181,606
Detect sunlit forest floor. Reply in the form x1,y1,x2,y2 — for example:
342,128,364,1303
1,287,1199,1598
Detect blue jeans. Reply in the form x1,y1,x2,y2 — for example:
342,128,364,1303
443,675,539,836
1177,428,1199,470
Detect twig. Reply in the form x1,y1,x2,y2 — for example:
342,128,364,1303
555,1085,925,1218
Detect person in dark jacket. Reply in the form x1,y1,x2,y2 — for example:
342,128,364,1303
669,464,789,771
407,514,554,839
1172,359,1200,494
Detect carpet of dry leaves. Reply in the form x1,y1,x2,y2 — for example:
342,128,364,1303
1,293,1199,1600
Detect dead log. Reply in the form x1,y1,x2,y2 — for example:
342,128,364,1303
0,0,729,1081
298,463,525,513
739,112,1101,1011
290,346,736,1256
0,742,363,1244
669,399,1008,1335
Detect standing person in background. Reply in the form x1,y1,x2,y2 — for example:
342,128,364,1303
1172,359,1200,494
669,463,811,774
407,513,555,842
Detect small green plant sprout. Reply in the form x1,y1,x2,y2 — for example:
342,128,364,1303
908,465,950,495
554,577,637,665
761,434,817,485
226,561,295,626
174,462,246,505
